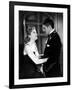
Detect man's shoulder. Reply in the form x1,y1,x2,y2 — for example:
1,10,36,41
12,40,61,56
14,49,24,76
52,31,60,39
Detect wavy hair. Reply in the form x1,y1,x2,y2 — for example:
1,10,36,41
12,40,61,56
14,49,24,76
24,24,36,45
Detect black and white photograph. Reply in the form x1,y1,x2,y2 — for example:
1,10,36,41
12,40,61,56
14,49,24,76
9,1,70,89
19,11,63,79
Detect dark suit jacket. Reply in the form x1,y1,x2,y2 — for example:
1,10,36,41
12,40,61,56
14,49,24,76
43,30,62,77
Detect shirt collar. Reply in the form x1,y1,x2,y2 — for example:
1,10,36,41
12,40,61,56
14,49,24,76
49,28,55,34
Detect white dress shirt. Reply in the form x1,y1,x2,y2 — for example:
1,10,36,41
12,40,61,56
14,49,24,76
45,29,55,44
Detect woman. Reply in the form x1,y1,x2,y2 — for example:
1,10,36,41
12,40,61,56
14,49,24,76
22,25,47,79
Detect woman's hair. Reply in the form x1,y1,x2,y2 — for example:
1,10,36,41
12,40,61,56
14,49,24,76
24,24,36,45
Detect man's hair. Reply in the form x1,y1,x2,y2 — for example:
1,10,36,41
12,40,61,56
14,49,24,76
43,18,54,29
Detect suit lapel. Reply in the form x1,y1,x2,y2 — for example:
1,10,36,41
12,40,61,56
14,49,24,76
46,30,56,44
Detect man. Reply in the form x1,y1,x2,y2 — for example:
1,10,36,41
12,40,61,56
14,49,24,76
42,17,62,77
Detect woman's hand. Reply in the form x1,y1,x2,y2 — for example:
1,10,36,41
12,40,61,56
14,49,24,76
39,54,44,56
39,54,44,59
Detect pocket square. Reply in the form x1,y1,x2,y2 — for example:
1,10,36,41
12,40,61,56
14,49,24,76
47,44,50,47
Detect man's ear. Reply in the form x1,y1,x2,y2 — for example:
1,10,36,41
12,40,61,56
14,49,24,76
49,25,52,30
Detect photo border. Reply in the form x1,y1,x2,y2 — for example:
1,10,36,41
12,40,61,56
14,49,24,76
9,1,70,89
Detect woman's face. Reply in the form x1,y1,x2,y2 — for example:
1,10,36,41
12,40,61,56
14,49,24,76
29,27,38,41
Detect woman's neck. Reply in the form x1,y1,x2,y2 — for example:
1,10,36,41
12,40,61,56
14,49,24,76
29,39,35,44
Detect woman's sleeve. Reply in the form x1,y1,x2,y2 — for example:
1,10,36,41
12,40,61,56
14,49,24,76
25,45,46,64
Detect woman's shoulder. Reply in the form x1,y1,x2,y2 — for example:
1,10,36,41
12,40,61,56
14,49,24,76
25,41,32,45
24,43,30,55
25,42,36,51
24,43,29,47
24,42,32,49
25,42,35,46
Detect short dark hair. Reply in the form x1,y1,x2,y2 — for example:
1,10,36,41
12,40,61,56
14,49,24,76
43,18,54,29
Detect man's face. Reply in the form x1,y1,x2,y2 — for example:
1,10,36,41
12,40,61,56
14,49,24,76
42,25,50,35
